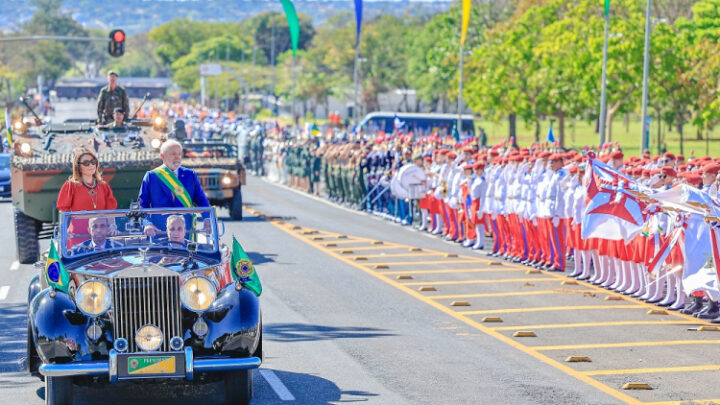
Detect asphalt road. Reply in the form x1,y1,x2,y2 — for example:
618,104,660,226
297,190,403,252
2,170,720,404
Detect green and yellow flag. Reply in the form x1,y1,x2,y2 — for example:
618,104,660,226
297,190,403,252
604,0,610,17
46,241,70,293
4,108,12,147
231,236,262,296
311,124,320,137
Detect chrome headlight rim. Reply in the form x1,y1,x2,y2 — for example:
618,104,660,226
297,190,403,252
180,275,217,313
135,324,164,352
75,279,112,317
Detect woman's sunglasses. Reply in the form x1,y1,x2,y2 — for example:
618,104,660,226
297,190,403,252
78,159,98,166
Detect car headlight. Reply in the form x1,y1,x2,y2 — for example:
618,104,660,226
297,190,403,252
76,280,111,317
20,142,31,155
151,138,162,149
180,276,216,312
222,175,232,185
154,116,164,127
136,324,163,351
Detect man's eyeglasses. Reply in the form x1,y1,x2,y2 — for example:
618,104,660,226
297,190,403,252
79,159,98,166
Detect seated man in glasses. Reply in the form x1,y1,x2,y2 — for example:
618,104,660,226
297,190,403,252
151,215,189,247
72,216,123,254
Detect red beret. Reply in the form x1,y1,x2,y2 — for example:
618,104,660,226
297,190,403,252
687,174,703,186
424,156,432,162
610,150,624,159
677,154,685,161
539,151,551,158
661,167,677,178
438,149,449,155
463,147,474,153
510,155,523,162
462,164,474,170
489,150,499,157
447,152,457,159
550,154,564,161
664,152,676,160
702,164,720,175
474,162,486,170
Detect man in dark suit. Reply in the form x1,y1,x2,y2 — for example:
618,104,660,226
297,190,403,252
72,217,123,254
138,139,211,236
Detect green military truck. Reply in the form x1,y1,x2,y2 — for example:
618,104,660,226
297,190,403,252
180,139,245,221
11,118,167,263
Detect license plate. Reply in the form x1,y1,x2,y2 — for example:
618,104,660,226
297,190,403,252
127,355,176,375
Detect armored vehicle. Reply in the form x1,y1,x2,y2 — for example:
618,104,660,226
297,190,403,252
11,117,167,264
181,137,246,221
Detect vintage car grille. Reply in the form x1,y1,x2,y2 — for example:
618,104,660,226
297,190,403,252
199,174,219,188
112,275,182,352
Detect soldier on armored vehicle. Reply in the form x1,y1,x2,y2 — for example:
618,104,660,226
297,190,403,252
96,71,129,125
10,88,170,264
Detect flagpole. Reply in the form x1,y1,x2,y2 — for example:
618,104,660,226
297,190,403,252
457,42,464,140
598,2,609,146
292,54,296,122
640,0,651,154
353,41,360,129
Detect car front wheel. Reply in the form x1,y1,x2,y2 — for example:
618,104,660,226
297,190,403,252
45,376,73,405
224,369,253,405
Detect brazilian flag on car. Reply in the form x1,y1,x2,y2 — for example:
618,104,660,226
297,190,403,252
46,241,70,293
231,236,262,296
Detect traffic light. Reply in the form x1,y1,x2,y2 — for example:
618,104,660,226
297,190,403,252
108,29,125,57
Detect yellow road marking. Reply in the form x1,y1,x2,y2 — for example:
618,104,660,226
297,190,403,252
331,245,405,252
429,290,598,300
535,339,720,351
261,215,644,405
365,259,479,266
401,278,557,286
460,305,643,315
584,364,720,376
644,399,720,405
378,268,525,275
358,252,444,259
311,239,369,245
494,320,696,331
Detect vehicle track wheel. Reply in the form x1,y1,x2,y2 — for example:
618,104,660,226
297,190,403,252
14,208,39,264
230,190,243,221
225,369,253,405
45,376,73,405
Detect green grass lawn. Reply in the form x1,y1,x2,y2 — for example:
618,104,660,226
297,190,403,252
479,117,720,158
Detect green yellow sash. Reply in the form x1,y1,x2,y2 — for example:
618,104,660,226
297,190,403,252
153,165,193,207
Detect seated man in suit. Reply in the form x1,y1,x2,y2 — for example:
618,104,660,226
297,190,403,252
152,215,188,247
138,139,212,236
72,216,123,254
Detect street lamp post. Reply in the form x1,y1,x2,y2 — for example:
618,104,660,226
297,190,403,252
640,0,651,154
457,44,465,139
598,6,610,146
352,43,360,129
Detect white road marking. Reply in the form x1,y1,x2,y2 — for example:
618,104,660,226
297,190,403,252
0,286,10,300
10,261,19,271
259,369,295,401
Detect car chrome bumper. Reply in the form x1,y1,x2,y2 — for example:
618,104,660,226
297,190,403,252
39,347,262,381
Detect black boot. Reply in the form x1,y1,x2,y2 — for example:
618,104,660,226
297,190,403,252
695,301,719,319
680,295,704,315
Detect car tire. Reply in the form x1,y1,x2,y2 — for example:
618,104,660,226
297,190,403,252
224,369,253,405
27,321,43,381
14,208,39,264
230,189,243,221
45,376,73,405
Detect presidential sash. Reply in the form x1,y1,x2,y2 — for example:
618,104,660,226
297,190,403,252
153,165,193,207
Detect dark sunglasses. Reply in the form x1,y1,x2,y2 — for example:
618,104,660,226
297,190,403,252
79,159,98,166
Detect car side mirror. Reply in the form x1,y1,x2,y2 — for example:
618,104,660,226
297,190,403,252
217,220,226,237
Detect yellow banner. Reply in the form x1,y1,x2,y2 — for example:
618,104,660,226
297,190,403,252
460,0,471,46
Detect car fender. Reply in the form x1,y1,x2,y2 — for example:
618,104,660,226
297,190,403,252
27,274,42,305
201,284,261,356
29,289,88,364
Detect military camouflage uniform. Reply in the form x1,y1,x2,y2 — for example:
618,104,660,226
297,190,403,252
97,85,129,124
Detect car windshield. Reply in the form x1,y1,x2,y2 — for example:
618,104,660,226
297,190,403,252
60,207,218,259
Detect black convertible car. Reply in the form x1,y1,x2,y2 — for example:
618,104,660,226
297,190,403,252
26,207,262,405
